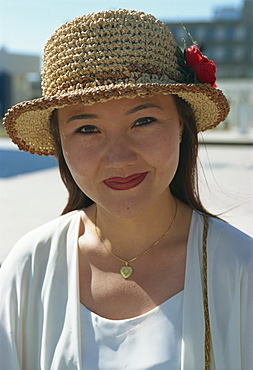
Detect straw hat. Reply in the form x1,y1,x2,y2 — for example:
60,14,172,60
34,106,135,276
3,9,229,156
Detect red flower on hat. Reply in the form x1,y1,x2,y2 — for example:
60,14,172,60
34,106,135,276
185,45,217,87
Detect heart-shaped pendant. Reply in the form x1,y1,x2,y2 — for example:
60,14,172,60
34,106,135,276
120,265,133,279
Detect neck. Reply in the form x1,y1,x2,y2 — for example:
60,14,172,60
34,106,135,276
94,190,177,260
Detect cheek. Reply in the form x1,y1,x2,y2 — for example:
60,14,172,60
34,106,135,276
60,136,96,179
144,132,180,168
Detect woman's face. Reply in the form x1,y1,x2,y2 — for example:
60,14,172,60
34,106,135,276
58,94,182,218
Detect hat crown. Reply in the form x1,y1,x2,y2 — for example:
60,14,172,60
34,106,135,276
42,9,183,96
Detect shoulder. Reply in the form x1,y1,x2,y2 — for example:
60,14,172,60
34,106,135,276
0,210,81,278
206,215,253,269
208,216,252,248
12,209,80,248
192,211,252,265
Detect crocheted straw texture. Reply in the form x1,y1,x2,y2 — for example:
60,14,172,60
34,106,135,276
3,9,230,156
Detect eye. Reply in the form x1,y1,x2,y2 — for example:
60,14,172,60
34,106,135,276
133,117,157,127
75,125,100,134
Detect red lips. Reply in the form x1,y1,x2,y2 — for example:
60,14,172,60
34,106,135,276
103,172,148,191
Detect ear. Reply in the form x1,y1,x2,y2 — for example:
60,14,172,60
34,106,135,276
179,120,184,143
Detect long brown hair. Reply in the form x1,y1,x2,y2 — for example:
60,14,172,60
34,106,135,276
50,95,211,216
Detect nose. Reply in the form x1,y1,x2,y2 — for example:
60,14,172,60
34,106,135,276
103,135,137,169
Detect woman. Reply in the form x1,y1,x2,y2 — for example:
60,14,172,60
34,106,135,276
0,9,252,370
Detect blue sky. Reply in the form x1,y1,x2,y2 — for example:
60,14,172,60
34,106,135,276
0,0,243,55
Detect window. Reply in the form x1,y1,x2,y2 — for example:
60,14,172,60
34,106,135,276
232,46,245,61
215,26,226,41
235,26,246,40
207,46,226,61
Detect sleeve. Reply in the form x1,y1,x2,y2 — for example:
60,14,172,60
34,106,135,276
0,212,80,370
207,218,253,369
0,228,49,369
241,240,253,369
0,253,24,369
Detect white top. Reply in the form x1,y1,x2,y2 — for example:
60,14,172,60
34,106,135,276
0,210,252,369
81,291,183,370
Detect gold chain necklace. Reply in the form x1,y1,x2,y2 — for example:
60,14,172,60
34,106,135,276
94,200,177,279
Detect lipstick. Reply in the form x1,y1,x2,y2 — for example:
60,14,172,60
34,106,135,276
103,172,148,191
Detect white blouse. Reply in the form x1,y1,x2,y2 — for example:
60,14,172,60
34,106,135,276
0,210,252,369
80,291,183,370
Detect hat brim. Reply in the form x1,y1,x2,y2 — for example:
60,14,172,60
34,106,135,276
3,82,229,156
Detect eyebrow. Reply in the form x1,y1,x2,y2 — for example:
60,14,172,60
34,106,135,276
126,103,163,115
66,103,163,123
66,113,99,124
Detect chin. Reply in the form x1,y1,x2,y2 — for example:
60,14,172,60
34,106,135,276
96,193,165,221
100,203,146,220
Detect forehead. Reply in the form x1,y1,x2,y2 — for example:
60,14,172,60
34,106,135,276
57,94,177,119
